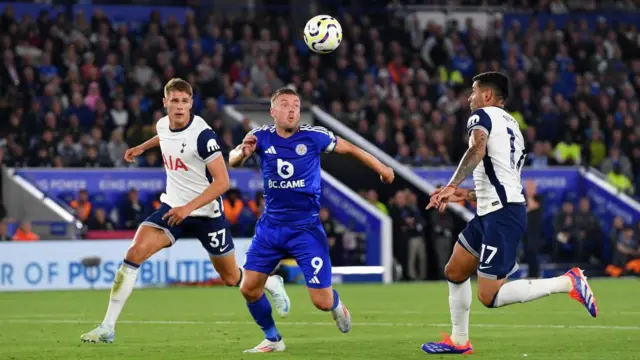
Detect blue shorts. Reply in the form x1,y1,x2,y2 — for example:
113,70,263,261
458,204,527,280
142,203,235,257
244,217,331,289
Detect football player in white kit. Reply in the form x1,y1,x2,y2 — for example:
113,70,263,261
81,79,290,344
421,72,598,355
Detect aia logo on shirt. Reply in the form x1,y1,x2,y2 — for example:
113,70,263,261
163,155,188,171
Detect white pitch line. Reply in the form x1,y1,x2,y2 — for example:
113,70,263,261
1,319,638,331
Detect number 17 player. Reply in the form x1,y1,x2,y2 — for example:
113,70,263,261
229,88,395,353
421,72,598,355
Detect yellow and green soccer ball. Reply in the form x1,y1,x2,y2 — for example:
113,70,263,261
303,15,343,54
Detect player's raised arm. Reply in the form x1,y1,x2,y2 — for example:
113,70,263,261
229,134,257,168
333,136,395,184
124,135,160,163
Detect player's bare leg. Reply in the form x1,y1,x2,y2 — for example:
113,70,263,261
81,226,171,343
422,242,476,354
210,254,242,286
308,286,351,333
211,255,290,317
241,270,285,353
477,268,598,317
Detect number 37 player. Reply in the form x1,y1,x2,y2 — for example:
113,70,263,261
81,79,289,343
229,88,394,353
422,72,598,355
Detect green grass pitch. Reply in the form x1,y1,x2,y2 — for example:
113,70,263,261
0,278,638,359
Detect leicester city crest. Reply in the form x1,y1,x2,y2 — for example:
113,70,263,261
295,144,307,156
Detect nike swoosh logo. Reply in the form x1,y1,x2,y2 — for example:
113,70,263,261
219,245,229,252
478,265,492,270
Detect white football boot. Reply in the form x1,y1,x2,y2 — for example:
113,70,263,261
264,275,291,318
243,338,286,353
331,301,351,333
80,324,115,343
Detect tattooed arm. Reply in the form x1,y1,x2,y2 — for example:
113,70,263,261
446,129,487,187
467,189,477,201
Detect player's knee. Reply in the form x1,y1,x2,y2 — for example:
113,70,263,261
309,289,333,311
240,283,263,302
311,296,333,311
444,262,468,284
221,273,241,287
477,291,497,308
125,243,149,264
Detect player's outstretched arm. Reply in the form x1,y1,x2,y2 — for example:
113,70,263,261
124,135,160,163
334,137,394,184
229,135,257,168
426,187,477,212
163,156,230,226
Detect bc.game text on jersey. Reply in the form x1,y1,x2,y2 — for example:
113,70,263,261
268,179,306,189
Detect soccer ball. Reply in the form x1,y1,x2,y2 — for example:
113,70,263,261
303,15,342,54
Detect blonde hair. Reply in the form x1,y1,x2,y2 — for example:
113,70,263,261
164,78,193,98
270,87,298,107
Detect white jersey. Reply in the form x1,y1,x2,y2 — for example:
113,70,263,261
466,106,526,216
157,114,224,218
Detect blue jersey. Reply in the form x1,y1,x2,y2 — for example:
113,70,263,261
249,124,337,226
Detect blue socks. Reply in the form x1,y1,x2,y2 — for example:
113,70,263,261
247,293,281,341
331,289,340,310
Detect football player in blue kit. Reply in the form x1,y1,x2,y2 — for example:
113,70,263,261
229,87,395,353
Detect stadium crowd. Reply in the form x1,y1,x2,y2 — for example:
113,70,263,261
1,1,640,278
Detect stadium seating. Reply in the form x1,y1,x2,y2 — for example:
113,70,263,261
1,1,639,279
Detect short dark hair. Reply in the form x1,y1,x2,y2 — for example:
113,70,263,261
270,87,298,106
472,72,509,101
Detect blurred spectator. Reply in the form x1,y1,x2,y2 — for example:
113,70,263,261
585,130,607,168
223,189,244,235
389,190,409,277
320,207,344,266
70,189,92,222
365,189,388,215
607,162,634,195
601,148,634,180
57,133,82,166
108,128,129,167
12,220,40,241
554,133,582,166
524,180,543,277
429,205,455,279
87,208,116,231
247,192,264,218
120,188,146,230
574,197,602,262
405,190,427,280
80,146,113,167
141,150,161,168
0,219,11,241
389,189,426,280
553,201,577,261
606,220,640,277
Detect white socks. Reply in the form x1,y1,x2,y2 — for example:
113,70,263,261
446,275,573,345
103,263,139,329
492,276,572,308
449,279,472,346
